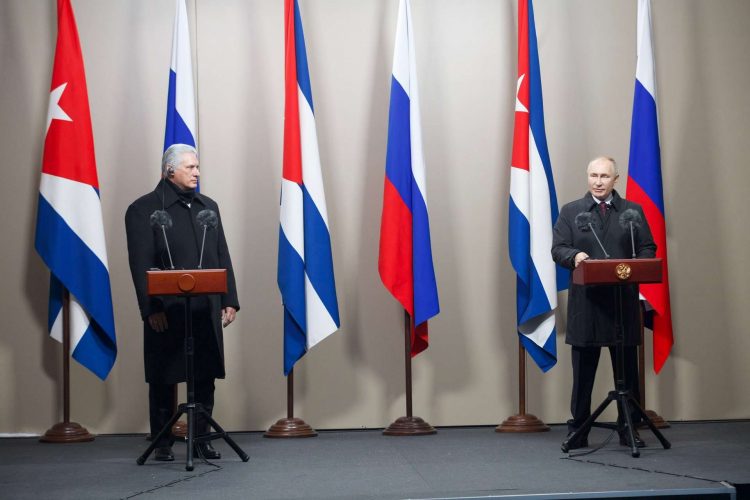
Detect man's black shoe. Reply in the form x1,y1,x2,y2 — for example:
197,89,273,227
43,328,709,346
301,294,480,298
619,429,646,448
194,441,221,460
563,432,589,451
154,446,174,461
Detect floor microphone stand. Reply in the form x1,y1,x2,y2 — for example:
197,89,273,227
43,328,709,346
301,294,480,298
561,260,671,458
137,270,249,471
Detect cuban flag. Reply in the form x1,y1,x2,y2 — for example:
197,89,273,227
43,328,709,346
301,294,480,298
34,0,117,380
627,0,673,373
378,0,439,357
164,0,197,151
508,0,566,372
278,0,340,376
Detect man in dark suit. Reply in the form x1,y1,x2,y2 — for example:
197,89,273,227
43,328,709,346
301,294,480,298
552,156,656,450
125,144,239,461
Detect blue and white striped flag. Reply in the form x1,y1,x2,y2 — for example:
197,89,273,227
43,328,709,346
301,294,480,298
278,0,340,375
508,0,566,372
35,0,117,380
164,0,196,151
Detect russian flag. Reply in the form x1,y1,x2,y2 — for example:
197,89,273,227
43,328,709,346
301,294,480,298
379,0,439,357
508,0,566,372
278,0,340,376
164,0,197,151
627,0,673,373
35,0,117,380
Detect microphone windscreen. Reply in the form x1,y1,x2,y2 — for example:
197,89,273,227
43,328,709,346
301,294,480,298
197,209,218,229
150,210,173,229
574,212,593,231
618,208,643,229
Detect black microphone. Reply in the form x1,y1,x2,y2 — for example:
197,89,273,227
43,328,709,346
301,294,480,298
574,211,609,259
619,208,643,258
574,212,593,231
150,210,175,269
196,209,218,269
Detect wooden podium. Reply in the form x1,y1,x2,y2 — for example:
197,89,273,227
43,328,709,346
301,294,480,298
561,258,671,457
136,269,249,470
571,258,663,286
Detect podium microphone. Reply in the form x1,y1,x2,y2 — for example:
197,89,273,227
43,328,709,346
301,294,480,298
196,209,218,269
575,212,610,259
619,209,643,258
150,210,175,269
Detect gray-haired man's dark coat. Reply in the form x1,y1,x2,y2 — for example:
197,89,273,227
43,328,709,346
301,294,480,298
125,180,239,384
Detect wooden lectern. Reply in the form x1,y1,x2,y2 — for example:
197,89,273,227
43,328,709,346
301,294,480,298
561,258,671,457
136,269,249,470
571,258,663,286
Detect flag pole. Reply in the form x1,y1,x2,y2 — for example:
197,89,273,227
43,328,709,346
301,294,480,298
496,340,549,433
383,310,435,436
264,367,317,438
404,311,412,418
40,288,95,443
638,305,669,429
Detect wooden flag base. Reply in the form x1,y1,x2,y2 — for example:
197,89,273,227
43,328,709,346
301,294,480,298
264,417,318,438
383,416,436,436
637,307,670,430
638,410,670,429
264,369,317,438
383,312,437,437
497,343,550,433
172,420,188,439
171,386,187,438
145,422,187,442
39,421,95,443
495,413,550,433
41,291,95,444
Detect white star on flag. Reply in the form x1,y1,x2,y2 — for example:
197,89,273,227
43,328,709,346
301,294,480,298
46,82,72,133
515,74,528,113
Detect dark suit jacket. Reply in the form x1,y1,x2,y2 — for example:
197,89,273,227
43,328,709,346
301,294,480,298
551,190,656,346
125,180,239,384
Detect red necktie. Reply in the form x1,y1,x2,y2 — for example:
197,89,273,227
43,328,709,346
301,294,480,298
599,202,607,217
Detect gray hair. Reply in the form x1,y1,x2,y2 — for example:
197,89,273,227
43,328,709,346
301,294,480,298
161,144,198,176
587,156,619,176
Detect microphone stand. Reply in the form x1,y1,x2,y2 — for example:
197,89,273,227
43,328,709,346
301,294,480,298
588,222,610,259
161,225,175,269
136,270,249,470
198,225,207,269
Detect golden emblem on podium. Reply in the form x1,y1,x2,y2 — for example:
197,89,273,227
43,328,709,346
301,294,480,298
615,263,632,281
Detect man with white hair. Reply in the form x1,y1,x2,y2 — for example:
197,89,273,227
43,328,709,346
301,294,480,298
125,144,239,461
552,156,656,450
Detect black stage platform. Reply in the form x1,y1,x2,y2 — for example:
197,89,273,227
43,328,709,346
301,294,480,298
1,421,748,499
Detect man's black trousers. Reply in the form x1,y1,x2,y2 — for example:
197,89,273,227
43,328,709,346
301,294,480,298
149,379,215,447
568,345,641,435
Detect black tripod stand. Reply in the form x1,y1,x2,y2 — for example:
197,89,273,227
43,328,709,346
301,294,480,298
137,292,249,470
561,274,670,457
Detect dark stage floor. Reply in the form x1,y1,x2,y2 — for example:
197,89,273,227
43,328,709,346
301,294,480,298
1,421,748,499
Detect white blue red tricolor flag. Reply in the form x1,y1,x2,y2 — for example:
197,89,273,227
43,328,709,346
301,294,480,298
379,0,439,357
509,0,566,372
35,0,117,380
278,0,340,375
164,0,197,151
627,0,673,373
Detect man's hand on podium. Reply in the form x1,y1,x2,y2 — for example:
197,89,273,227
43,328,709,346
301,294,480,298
574,252,590,268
